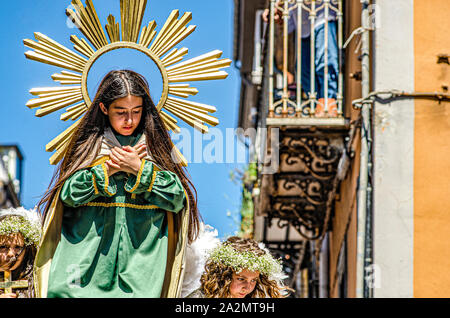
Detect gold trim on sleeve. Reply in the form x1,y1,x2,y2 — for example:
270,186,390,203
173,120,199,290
126,159,146,193
92,173,99,195
89,156,109,168
147,170,157,193
101,162,115,196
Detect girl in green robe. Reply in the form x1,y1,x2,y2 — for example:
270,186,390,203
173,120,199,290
35,70,200,298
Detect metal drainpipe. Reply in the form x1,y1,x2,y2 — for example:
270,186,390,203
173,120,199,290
356,0,371,298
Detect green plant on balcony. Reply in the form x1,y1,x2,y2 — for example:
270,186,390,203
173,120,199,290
229,162,258,238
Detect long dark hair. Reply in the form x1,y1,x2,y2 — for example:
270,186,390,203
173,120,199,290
38,70,200,243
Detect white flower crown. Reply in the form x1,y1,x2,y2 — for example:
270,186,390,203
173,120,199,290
0,207,42,247
207,242,284,280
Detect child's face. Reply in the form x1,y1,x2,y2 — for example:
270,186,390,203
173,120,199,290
0,233,26,271
100,95,143,136
229,269,259,298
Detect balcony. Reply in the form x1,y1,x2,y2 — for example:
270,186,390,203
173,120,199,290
234,0,359,296
244,0,350,235
265,0,348,126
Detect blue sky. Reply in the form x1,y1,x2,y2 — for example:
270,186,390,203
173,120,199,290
0,0,245,238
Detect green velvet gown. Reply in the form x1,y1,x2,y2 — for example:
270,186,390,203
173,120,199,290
46,132,186,298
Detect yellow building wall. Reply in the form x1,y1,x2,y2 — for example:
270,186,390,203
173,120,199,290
414,0,450,298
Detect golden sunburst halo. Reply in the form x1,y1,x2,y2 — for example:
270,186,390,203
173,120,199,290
23,0,231,166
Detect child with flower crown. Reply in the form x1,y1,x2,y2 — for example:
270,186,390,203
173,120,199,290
0,207,42,298
185,235,291,298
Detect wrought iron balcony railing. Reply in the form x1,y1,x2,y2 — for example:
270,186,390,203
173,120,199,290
265,0,344,120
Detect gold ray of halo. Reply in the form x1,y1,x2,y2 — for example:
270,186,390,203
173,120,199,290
156,25,196,59
26,86,83,113
52,71,83,85
166,96,217,114
83,0,108,45
25,0,230,165
160,110,180,133
161,48,180,63
163,104,209,134
105,15,120,43
161,47,188,67
138,20,157,47
168,71,228,83
150,10,179,52
23,34,87,68
120,0,131,41
70,35,96,58
28,90,82,109
165,50,231,83
164,100,218,127
152,12,194,57
66,0,108,49
24,33,87,73
168,84,198,98
135,0,147,42
66,6,100,49
167,59,232,77
160,110,178,125
50,142,70,166
35,95,84,117
129,0,138,41
45,121,79,152
47,118,83,164
121,0,147,42
29,86,81,96
166,50,222,71
60,102,88,121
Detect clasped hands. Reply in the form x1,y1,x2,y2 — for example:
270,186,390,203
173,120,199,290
105,143,147,176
